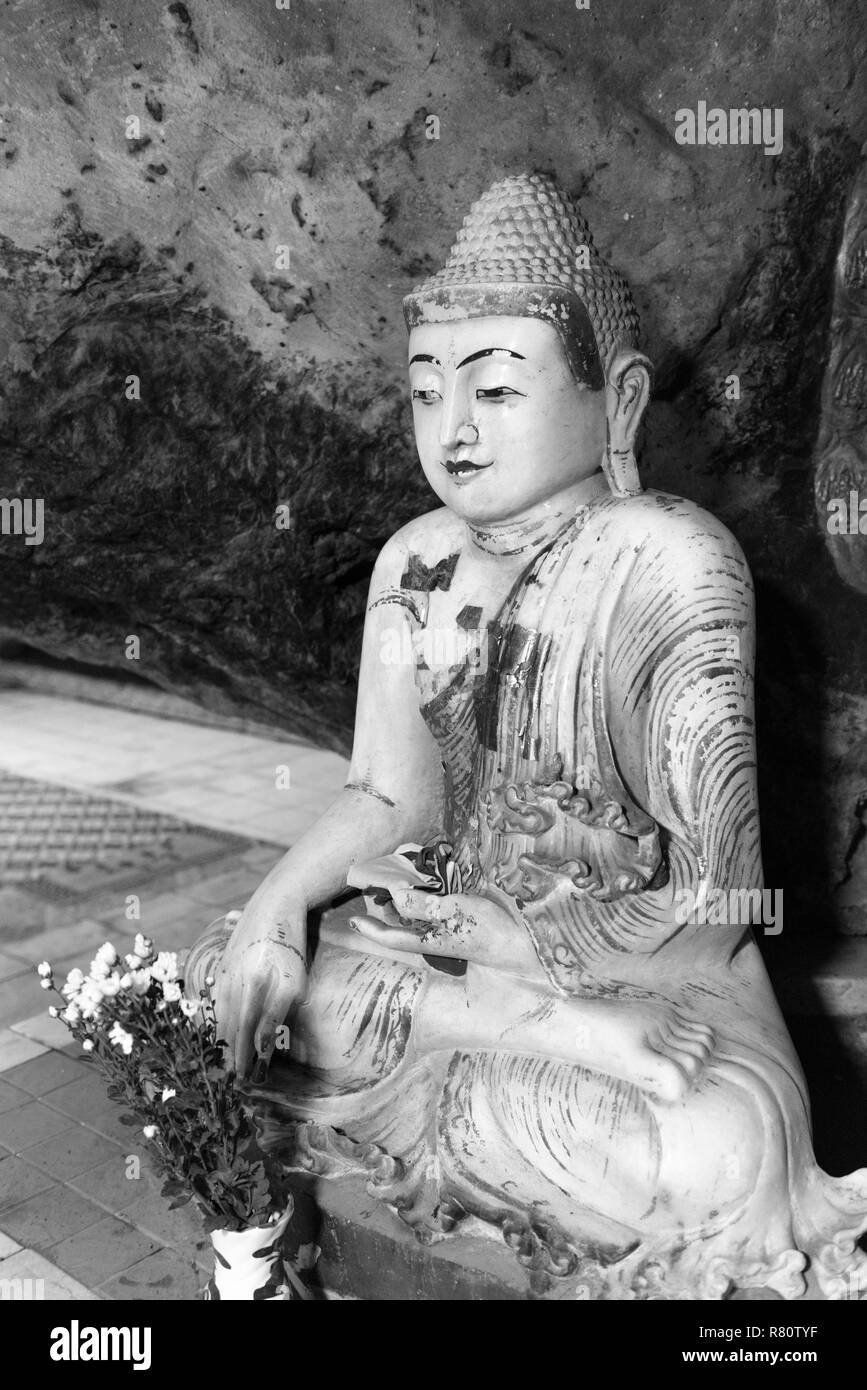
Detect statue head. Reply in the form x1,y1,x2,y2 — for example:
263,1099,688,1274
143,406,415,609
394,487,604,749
403,173,651,524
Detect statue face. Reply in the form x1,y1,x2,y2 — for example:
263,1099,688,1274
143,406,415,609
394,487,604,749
408,315,606,525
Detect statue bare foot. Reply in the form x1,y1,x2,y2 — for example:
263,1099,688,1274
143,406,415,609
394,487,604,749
413,959,715,1103
576,998,715,1103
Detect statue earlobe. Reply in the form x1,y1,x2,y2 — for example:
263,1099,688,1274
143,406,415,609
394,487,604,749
603,350,653,499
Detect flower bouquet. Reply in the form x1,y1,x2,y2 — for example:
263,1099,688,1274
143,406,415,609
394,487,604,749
38,935,307,1301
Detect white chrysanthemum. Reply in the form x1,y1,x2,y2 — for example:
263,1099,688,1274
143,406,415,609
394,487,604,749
37,961,52,977
108,1022,134,1055
161,980,182,1003
151,951,179,983
124,952,144,970
98,974,122,998
78,980,106,1020
128,969,152,997
91,943,118,978
40,978,52,990
62,1004,81,1025
161,1087,176,1102
48,1005,59,1018
180,998,200,1018
142,1124,157,1139
62,968,85,998
134,934,154,960
82,1039,94,1052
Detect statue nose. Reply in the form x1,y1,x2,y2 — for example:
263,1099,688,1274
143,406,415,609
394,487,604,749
455,422,479,446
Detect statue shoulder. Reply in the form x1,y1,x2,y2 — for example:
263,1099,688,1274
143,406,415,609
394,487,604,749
371,507,464,585
609,490,752,588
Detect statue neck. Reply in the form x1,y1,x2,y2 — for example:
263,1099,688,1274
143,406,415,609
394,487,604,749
466,471,609,557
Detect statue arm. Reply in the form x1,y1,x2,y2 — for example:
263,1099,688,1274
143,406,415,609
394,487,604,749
241,529,445,917
343,532,446,840
211,529,446,1074
600,510,763,952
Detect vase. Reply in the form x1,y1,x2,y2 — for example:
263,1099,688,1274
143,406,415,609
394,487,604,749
204,1208,307,1300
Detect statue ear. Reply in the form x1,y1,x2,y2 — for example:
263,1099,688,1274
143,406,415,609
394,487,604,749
602,350,653,498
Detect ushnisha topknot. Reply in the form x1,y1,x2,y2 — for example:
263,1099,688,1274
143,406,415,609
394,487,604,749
403,172,640,390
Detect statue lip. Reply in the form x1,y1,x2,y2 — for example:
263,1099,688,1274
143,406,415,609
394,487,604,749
443,457,493,477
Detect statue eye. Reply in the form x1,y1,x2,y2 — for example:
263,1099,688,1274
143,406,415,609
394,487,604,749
412,388,442,404
475,386,522,400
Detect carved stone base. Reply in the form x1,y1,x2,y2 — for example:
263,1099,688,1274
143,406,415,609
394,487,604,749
279,1173,536,1301
276,1172,825,1302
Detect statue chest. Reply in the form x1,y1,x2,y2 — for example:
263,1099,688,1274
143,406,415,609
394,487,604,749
410,512,662,900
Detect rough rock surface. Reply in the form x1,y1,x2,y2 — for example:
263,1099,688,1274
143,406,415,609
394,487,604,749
0,0,865,933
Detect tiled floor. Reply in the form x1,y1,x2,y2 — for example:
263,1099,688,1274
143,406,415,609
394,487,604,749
0,687,349,1302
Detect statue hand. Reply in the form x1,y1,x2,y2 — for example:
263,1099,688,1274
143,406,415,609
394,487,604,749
349,888,541,975
212,897,308,1079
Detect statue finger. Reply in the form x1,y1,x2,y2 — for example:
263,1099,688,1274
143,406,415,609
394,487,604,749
253,990,290,1080
234,985,266,1079
349,914,427,953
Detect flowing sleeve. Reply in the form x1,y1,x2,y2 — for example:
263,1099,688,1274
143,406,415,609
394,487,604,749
517,502,764,987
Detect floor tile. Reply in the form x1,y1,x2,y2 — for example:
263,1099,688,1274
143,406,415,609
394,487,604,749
0,952,29,984
0,972,51,1029
242,812,298,844
204,772,273,796
47,1215,160,1284
121,1190,208,1255
95,891,209,941
6,919,119,971
0,1030,48,1075
0,1078,32,1113
241,844,283,869
0,1232,21,1257
1,1050,90,1097
0,1155,56,1211
182,869,264,908
85,1107,140,1147
0,1100,76,1153
10,1011,71,1050
0,1184,106,1249
42,1074,114,1123
99,1246,205,1300
21,1125,123,1180
67,1153,160,1213
0,1247,101,1299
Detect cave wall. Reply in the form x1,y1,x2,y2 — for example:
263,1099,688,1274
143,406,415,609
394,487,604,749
0,0,865,932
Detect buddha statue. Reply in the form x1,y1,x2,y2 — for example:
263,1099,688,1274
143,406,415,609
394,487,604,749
187,173,867,1300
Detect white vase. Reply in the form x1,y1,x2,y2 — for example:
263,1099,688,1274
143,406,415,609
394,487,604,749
204,1209,306,1300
